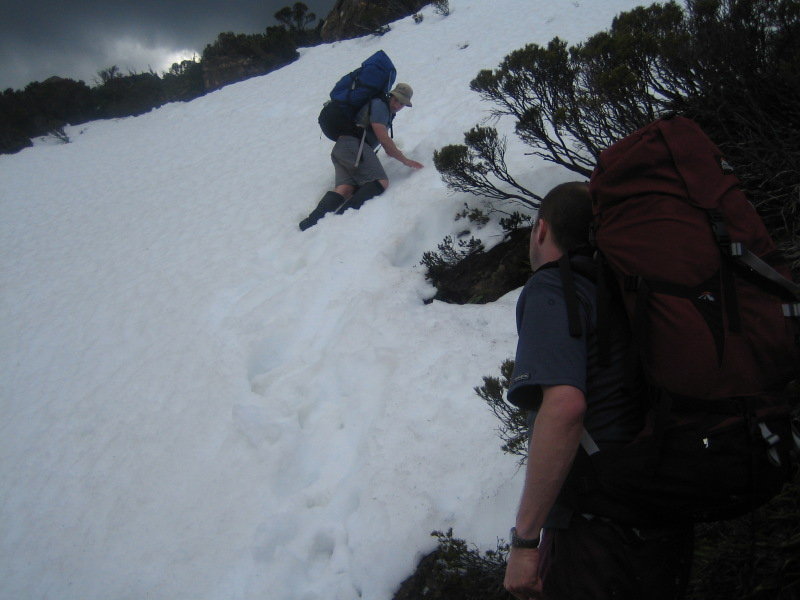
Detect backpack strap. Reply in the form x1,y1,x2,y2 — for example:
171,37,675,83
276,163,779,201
707,208,800,319
706,209,742,332
558,255,583,338
536,251,596,339
732,244,800,302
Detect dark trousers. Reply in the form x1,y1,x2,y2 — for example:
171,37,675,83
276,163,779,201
539,514,694,600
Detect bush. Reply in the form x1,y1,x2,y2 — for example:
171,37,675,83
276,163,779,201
421,235,485,285
432,0,450,17
162,59,204,103
93,70,164,119
393,529,511,600
474,359,528,462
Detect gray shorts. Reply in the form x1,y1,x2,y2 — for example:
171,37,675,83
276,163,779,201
331,136,387,187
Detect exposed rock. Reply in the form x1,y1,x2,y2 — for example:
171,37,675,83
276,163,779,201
428,227,532,305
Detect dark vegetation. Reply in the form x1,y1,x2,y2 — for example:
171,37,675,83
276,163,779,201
0,2,321,154
420,214,531,304
409,1,800,598
321,0,430,40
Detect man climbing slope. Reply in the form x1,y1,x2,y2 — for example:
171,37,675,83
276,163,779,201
299,83,423,231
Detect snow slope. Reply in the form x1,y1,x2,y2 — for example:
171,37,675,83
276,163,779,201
1,1,647,598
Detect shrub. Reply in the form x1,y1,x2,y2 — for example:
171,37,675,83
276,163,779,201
162,59,204,103
93,70,164,118
393,529,511,600
273,2,321,46
420,234,485,287
432,0,450,17
433,127,542,209
474,359,527,462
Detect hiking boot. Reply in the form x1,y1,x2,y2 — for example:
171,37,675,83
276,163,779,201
299,191,345,230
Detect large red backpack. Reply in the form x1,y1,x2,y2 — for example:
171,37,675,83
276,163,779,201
561,116,800,526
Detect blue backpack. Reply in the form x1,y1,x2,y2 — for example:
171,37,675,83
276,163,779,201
318,50,397,141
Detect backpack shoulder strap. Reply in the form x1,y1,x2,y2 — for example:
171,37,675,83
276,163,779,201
558,255,584,338
537,251,597,339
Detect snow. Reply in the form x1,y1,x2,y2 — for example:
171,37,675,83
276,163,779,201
1,1,647,598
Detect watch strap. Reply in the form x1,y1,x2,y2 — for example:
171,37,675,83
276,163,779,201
510,527,540,549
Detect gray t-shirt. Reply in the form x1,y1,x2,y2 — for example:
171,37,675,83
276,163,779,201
355,97,392,149
507,258,642,527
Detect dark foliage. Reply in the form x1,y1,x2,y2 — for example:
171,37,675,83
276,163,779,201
435,0,800,271
0,77,95,153
161,59,205,103
201,27,299,65
474,359,528,461
397,477,800,600
433,127,542,209
321,0,428,41
421,234,485,285
93,70,164,119
393,529,512,600
420,225,531,305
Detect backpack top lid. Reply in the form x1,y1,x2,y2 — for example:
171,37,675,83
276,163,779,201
329,50,397,109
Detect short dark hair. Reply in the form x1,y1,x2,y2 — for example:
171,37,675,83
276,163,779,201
537,182,592,252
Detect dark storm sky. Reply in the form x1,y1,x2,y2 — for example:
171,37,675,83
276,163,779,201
0,0,337,90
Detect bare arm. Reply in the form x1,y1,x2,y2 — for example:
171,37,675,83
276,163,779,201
371,122,423,169
504,384,586,599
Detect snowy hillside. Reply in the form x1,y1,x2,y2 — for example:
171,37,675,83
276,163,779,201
1,1,646,598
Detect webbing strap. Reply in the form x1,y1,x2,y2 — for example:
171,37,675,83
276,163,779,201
735,248,800,301
559,255,583,338
580,428,600,456
354,127,367,167
595,255,612,368
706,210,742,332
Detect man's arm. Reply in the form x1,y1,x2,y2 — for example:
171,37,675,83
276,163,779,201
371,123,423,169
504,384,586,600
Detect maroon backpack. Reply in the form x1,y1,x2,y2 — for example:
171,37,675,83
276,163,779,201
561,116,800,526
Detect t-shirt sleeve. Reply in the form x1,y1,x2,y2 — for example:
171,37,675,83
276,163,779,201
507,272,589,410
369,98,391,127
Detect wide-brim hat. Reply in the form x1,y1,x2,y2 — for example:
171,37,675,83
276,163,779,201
390,83,413,107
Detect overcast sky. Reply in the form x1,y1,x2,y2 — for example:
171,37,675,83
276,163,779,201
0,0,337,91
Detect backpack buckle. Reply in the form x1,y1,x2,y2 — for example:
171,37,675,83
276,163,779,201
758,422,782,467
783,302,800,318
707,210,744,256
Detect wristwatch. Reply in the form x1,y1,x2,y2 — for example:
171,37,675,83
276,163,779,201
510,527,540,549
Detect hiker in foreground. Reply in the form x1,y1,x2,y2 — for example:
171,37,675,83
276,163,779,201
503,182,695,600
299,82,423,231
503,117,799,600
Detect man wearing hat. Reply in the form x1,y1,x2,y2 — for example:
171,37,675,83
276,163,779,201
299,83,424,231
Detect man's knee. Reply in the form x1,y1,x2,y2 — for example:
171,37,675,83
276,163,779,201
379,179,389,191
334,184,355,199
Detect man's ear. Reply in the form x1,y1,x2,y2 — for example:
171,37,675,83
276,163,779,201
536,218,549,244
